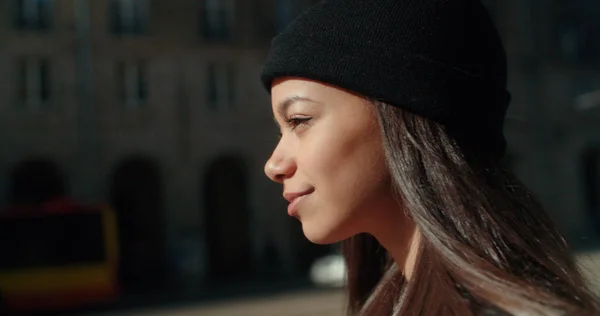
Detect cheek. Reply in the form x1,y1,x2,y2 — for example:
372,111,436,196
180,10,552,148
335,154,390,214
304,133,390,216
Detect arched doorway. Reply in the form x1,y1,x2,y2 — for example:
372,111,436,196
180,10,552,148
582,148,600,231
109,157,166,290
9,158,67,205
203,156,252,282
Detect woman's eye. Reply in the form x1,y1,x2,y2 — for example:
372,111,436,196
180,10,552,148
285,116,312,130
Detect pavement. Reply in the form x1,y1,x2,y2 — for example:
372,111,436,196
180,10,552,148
90,289,345,316
82,251,600,316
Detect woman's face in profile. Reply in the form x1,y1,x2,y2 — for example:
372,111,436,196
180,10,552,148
265,77,398,244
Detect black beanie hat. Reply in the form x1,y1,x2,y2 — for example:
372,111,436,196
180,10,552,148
261,0,512,156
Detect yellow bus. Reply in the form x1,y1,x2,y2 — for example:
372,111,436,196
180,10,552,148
0,200,120,314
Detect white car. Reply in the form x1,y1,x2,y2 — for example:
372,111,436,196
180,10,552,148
309,254,347,287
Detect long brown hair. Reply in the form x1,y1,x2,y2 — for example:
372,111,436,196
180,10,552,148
342,101,600,315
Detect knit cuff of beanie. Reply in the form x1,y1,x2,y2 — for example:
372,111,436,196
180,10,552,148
262,33,510,156
260,0,512,157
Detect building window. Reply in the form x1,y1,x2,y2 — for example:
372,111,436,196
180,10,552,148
109,0,148,35
574,89,600,111
17,58,50,109
116,61,148,107
207,63,235,111
13,0,52,30
559,0,600,63
201,0,234,41
276,0,294,32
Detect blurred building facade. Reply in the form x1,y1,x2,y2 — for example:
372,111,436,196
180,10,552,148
486,0,600,243
0,0,598,294
0,0,322,293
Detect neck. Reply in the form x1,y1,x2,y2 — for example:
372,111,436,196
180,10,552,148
371,219,420,280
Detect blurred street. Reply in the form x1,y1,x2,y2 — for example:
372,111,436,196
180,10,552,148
91,289,345,316
80,251,600,316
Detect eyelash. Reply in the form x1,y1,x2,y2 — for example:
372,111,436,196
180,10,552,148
277,116,312,138
285,116,312,130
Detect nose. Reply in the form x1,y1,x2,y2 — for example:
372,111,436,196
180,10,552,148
264,144,296,184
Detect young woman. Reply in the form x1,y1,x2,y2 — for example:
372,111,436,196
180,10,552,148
261,0,600,315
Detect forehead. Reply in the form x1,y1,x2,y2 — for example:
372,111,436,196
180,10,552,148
270,78,323,116
272,78,321,97
270,78,377,126
271,78,360,105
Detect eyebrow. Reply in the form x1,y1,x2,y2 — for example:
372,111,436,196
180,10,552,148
273,95,317,124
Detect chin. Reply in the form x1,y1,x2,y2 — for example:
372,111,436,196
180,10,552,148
300,220,348,245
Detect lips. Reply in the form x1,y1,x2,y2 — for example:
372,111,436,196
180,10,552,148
283,189,314,203
283,188,314,216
